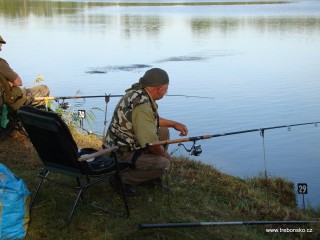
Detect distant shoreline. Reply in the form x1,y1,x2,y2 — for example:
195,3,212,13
85,1,290,7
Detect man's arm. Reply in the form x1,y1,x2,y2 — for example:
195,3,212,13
132,104,172,160
159,117,188,136
8,76,22,87
148,117,188,161
0,58,23,87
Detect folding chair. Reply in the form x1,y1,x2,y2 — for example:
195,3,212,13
1,104,27,141
17,105,131,223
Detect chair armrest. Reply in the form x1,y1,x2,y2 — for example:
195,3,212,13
78,146,119,162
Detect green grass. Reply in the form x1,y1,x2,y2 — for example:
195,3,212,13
0,130,319,240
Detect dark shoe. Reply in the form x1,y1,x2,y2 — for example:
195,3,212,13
140,178,171,192
109,176,137,197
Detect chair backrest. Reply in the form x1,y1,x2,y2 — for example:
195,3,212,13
17,106,82,176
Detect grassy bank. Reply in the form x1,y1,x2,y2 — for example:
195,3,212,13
0,129,319,240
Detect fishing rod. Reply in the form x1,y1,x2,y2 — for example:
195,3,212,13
139,220,320,229
34,95,122,101
147,121,320,156
35,94,213,144
165,94,214,99
34,94,214,101
34,94,213,110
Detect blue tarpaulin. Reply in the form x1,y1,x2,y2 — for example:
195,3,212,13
0,164,30,239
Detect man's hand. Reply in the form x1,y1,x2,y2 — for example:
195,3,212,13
8,81,14,87
9,76,23,87
173,122,188,136
148,145,172,161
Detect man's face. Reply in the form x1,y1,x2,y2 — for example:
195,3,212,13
156,84,169,100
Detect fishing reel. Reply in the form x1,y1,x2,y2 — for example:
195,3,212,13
58,101,70,110
178,141,202,156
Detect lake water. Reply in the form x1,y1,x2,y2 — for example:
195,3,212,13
1,0,319,208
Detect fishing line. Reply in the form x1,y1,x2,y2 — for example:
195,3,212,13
170,145,182,156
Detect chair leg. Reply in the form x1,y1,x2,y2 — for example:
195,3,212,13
8,112,27,136
65,177,87,223
76,177,85,201
31,170,49,208
116,173,130,217
67,188,83,224
32,172,84,224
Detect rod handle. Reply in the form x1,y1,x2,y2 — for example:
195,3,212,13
146,135,213,147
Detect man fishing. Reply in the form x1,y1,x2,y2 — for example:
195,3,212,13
0,35,50,110
104,68,188,196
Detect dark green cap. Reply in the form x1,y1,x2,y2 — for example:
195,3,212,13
139,68,169,87
130,68,169,91
0,35,6,44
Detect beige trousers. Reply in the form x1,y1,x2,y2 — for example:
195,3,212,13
22,85,50,108
119,127,170,185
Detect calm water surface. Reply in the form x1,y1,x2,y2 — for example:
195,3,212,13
1,0,319,208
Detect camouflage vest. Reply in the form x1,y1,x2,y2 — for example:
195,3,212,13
105,88,159,152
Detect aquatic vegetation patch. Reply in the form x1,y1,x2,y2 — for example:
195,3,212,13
156,56,207,62
156,51,237,63
86,64,152,74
